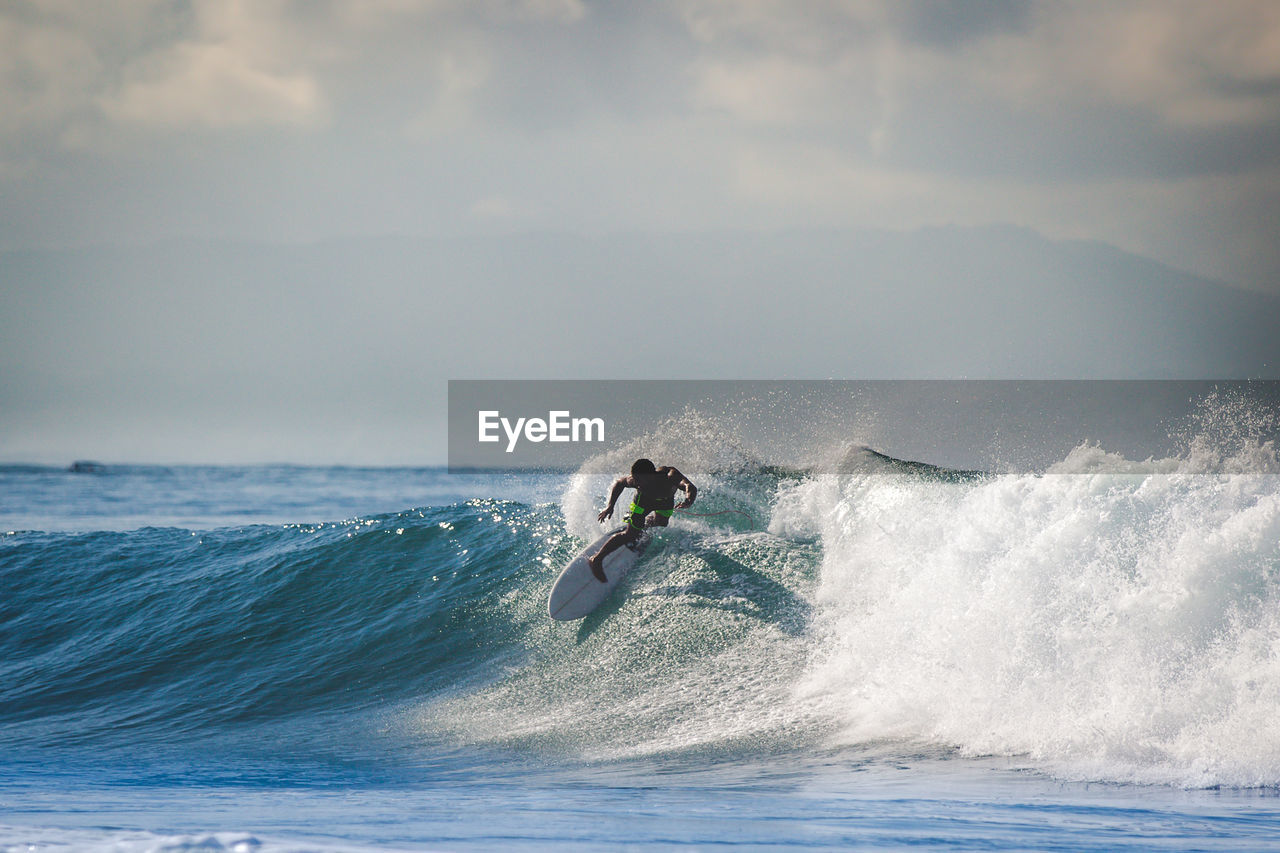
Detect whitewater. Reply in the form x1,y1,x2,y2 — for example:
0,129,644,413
4,407,1280,849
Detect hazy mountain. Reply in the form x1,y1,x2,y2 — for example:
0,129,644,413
6,224,1273,380
2,225,1276,462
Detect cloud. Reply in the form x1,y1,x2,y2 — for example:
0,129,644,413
0,0,326,141
7,1,1279,142
102,41,324,129
970,1,1280,128
0,0,1278,289
0,10,101,136
719,4,1276,187
664,0,1280,287
98,0,326,129
0,0,589,139
402,47,493,139
677,1,1280,132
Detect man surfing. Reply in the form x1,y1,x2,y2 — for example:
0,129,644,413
586,458,697,583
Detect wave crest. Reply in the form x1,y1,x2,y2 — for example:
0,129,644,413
793,441,1280,787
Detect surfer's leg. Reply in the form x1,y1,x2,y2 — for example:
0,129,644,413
646,509,673,528
587,525,640,582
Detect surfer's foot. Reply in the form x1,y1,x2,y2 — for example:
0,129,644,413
587,554,607,583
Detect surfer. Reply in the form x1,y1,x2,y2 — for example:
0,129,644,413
586,458,697,583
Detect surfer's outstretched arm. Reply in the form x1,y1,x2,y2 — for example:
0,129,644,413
596,476,631,523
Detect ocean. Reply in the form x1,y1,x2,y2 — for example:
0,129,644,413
4,421,1280,850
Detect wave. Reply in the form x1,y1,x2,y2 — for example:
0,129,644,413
4,426,1280,789
425,437,1280,788
836,445,988,482
784,441,1280,788
0,501,572,746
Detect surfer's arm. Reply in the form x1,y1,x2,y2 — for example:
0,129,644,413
597,477,629,522
673,470,697,509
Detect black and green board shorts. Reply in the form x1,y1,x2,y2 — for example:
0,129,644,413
626,501,674,529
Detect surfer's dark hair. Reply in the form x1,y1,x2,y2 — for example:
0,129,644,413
631,458,656,476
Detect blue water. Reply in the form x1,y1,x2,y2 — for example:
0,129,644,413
4,433,1280,850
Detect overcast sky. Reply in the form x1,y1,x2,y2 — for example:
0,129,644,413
3,0,1279,286
3,1,1279,464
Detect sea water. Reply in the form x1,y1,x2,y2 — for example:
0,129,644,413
4,420,1280,850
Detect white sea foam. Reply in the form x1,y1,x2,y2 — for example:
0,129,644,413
0,828,297,853
786,440,1280,787
432,399,1280,788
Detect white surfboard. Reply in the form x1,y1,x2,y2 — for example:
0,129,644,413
548,525,651,621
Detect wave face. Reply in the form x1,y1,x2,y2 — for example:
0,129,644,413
0,502,566,747
4,432,1280,789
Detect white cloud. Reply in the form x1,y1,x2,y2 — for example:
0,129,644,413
973,1,1280,127
484,0,586,24
102,40,324,129
694,55,849,124
0,13,101,135
99,0,327,129
678,0,884,54
679,0,1280,130
0,0,1277,288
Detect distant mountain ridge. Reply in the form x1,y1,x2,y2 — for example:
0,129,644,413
3,224,1277,380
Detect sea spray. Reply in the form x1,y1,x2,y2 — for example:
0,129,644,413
5,409,1279,788
788,442,1280,787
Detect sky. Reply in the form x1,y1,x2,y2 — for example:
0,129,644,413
4,0,1280,286
2,0,1280,464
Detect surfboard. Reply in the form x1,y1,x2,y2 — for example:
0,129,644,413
548,525,651,621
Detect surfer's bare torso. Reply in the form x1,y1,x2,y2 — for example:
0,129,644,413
587,461,697,582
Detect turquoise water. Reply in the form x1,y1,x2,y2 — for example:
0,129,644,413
3,441,1280,850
